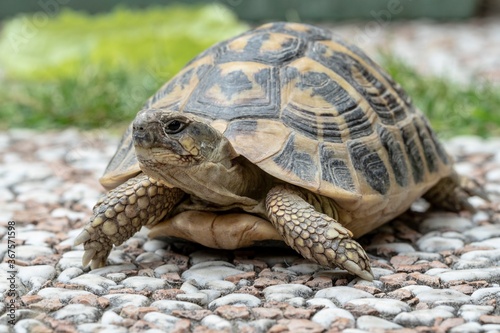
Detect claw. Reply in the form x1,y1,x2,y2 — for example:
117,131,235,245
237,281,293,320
82,248,96,267
74,229,91,246
343,260,374,281
91,257,106,270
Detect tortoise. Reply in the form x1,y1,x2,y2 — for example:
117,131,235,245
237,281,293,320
75,22,486,280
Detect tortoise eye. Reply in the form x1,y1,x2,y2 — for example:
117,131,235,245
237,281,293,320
164,119,186,134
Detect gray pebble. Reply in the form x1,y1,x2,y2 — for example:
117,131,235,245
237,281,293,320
101,310,125,325
16,230,56,246
414,288,471,306
357,315,402,330
366,242,415,254
205,280,236,295
142,239,168,252
176,292,209,306
135,252,163,264
458,304,494,322
104,294,150,311
57,250,86,270
306,298,338,309
471,237,500,249
76,324,127,333
312,308,354,329
417,236,464,252
52,304,100,324
13,319,51,333
464,224,500,241
121,276,166,291
142,312,179,331
200,289,222,304
346,298,410,318
201,314,232,331
154,264,180,276
106,250,131,266
69,274,116,295
394,308,454,326
287,297,306,307
405,251,442,261
208,294,261,310
181,261,244,287
420,215,472,233
315,286,374,306
150,300,202,314
57,267,83,283
265,293,297,303
287,263,323,275
483,324,500,332
449,322,483,333
180,281,199,293
433,267,500,283
371,267,395,280
263,284,313,299
106,273,127,282
51,207,86,222
89,264,137,276
471,287,500,304
18,265,56,290
460,249,500,262
238,319,275,333
15,245,53,261
189,250,231,265
453,258,492,270
37,287,92,302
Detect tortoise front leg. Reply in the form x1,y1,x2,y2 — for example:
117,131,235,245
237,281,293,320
265,185,374,281
74,173,184,269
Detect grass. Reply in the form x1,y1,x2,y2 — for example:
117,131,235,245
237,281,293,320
0,6,498,137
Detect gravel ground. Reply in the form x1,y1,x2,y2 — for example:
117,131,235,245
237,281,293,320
1,20,500,333
1,130,499,332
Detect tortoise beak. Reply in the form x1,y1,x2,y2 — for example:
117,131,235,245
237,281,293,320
132,110,158,149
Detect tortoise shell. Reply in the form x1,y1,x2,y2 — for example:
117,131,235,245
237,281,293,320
102,22,452,218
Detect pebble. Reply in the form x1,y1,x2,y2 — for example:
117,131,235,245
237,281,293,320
101,310,125,325
89,264,137,276
449,322,483,333
417,235,465,252
189,249,232,265
15,230,56,246
13,319,51,333
57,267,84,283
135,252,164,264
458,304,494,322
37,287,92,302
356,315,403,330
395,308,455,326
57,250,87,270
142,312,180,331
419,215,473,233
263,284,313,299
471,287,500,304
17,265,56,290
77,324,128,333
154,264,180,276
121,276,166,291
181,261,244,287
150,300,202,314
69,274,117,295
238,319,275,332
15,245,53,261
52,304,100,324
415,288,471,307
176,292,209,306
345,298,410,317
464,225,500,241
208,294,261,310
315,287,374,306
287,263,323,275
104,294,150,311
201,314,232,331
434,267,500,283
312,308,355,328
205,280,236,295
305,298,337,309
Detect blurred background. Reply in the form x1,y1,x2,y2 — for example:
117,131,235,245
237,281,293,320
0,0,499,137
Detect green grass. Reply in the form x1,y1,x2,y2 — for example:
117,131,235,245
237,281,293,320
383,56,500,138
0,6,498,136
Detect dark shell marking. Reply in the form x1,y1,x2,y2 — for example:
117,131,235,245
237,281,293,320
145,22,450,196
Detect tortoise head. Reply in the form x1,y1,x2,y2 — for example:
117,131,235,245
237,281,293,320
132,109,237,170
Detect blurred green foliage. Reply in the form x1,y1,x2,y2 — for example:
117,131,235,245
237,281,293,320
383,56,500,138
0,5,498,137
0,4,248,129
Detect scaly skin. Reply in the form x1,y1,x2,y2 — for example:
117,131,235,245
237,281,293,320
74,173,184,269
266,184,374,281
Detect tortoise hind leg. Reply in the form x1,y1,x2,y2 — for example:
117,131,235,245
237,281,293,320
423,171,488,212
265,184,374,281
